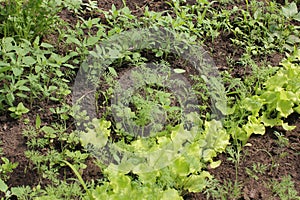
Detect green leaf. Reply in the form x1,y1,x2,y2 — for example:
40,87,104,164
202,149,216,162
40,126,56,134
6,93,15,106
109,172,131,193
243,96,262,116
252,123,265,135
41,42,54,48
282,2,298,18
12,67,23,77
18,86,30,91
155,50,163,57
146,149,175,171
2,37,15,52
108,49,120,59
108,67,118,77
204,120,230,152
294,105,300,114
22,56,36,65
229,127,248,145
62,160,90,197
36,115,41,129
294,12,300,21
16,93,28,99
209,160,221,168
0,179,8,192
265,73,287,90
11,186,30,196
80,119,111,149
276,99,294,117
184,171,212,193
86,36,99,46
261,113,281,127
261,91,279,105
173,68,186,74
0,65,10,73
161,189,182,200
282,122,296,131
171,124,193,150
138,172,157,185
66,36,82,46
16,102,29,114
172,157,190,176
286,35,300,45
35,65,42,73
243,116,265,136
216,102,235,115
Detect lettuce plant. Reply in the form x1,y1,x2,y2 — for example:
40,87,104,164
240,48,300,141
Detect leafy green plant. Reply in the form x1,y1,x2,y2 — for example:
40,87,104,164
63,160,184,200
0,157,18,181
235,48,300,143
0,0,62,41
8,102,29,119
79,114,230,196
282,2,300,21
110,64,185,138
226,145,242,183
62,160,92,199
0,37,76,116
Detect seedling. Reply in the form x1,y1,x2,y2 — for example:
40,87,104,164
8,102,29,119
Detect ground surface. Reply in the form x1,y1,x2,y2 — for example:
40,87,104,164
0,0,299,199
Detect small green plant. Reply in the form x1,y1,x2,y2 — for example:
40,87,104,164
0,156,18,199
273,131,289,147
62,160,92,199
23,119,88,183
0,157,18,181
203,178,243,200
79,114,229,196
8,102,29,119
246,162,268,180
269,175,300,200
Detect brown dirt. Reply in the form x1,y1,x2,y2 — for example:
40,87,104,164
0,120,40,188
0,0,299,199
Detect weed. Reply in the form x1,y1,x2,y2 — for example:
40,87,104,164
8,102,29,119
273,131,289,147
0,157,18,181
246,163,268,180
23,121,88,183
226,145,243,185
204,178,243,200
269,175,300,200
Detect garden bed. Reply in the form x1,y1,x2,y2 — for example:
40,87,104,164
0,0,299,199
